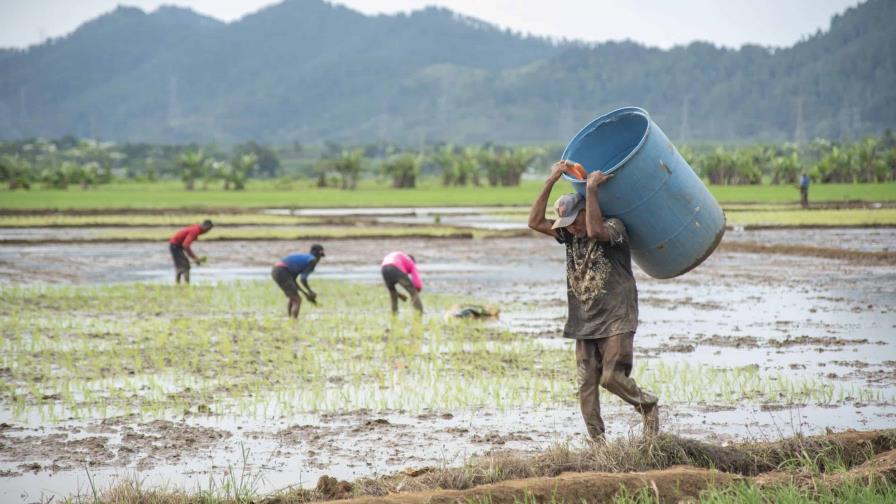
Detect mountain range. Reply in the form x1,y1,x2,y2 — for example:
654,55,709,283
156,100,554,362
0,0,893,145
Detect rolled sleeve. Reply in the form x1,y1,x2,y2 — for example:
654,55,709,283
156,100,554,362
604,218,628,246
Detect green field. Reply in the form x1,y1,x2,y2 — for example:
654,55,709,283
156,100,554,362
1,180,895,210
92,226,497,241
0,213,321,227
725,208,896,227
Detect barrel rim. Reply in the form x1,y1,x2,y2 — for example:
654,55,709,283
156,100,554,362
560,106,651,184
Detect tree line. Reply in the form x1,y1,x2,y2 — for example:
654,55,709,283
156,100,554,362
0,138,280,191
2,133,896,191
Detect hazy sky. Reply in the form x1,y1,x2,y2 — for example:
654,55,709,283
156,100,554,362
0,0,862,50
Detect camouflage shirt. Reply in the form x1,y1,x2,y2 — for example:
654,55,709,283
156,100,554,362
555,218,638,339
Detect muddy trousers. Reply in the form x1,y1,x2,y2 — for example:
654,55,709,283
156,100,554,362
576,333,658,440
381,265,423,314
800,187,809,208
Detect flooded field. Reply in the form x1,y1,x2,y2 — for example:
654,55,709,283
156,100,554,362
0,226,894,502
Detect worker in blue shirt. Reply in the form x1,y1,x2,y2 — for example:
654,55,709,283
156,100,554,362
799,172,810,208
271,244,325,318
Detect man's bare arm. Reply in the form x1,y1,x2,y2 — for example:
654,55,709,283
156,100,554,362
528,161,571,237
585,170,614,241
183,246,198,261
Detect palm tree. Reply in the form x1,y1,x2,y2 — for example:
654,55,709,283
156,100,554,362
499,147,540,186
226,153,257,190
177,150,208,190
852,138,886,182
312,158,333,188
381,153,421,188
481,147,540,186
333,150,363,190
771,152,801,184
0,155,31,190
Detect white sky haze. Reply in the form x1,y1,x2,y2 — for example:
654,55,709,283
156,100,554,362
0,0,862,50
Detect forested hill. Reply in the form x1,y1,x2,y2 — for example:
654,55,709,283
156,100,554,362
0,0,893,145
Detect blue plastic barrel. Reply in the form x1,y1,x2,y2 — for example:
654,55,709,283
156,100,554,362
561,107,725,279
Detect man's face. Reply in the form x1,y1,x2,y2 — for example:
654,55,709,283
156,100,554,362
566,210,587,236
200,225,212,234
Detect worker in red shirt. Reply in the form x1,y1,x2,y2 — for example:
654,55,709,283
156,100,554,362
169,219,213,284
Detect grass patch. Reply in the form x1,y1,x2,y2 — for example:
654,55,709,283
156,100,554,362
0,213,323,227
490,206,896,228
0,282,888,422
724,208,896,227
1,181,895,210
613,479,896,504
5,205,895,230
0,226,529,243
92,226,487,241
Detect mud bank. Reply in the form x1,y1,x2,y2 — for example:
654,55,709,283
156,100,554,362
322,467,737,504
278,430,896,504
70,430,894,503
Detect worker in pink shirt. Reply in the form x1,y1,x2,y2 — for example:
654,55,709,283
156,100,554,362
381,251,423,315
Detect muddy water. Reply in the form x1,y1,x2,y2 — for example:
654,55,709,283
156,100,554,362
724,227,896,253
0,228,895,501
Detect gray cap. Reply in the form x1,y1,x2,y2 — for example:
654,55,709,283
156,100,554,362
552,193,585,229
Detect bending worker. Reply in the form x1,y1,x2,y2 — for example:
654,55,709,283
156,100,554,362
528,160,659,440
381,251,423,315
169,219,213,284
271,244,325,319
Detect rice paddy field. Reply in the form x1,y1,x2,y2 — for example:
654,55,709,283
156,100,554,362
0,193,895,502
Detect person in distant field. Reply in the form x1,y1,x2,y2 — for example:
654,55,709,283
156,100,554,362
381,251,423,315
528,160,659,440
799,172,810,208
272,244,325,319
169,219,213,284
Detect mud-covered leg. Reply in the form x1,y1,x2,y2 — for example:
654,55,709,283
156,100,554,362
397,275,423,314
598,333,659,436
288,296,301,319
386,285,399,314
407,286,423,314
576,339,605,440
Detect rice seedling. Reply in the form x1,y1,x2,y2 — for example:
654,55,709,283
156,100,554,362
0,281,888,422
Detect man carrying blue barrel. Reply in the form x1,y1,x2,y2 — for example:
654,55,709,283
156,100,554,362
528,160,659,441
